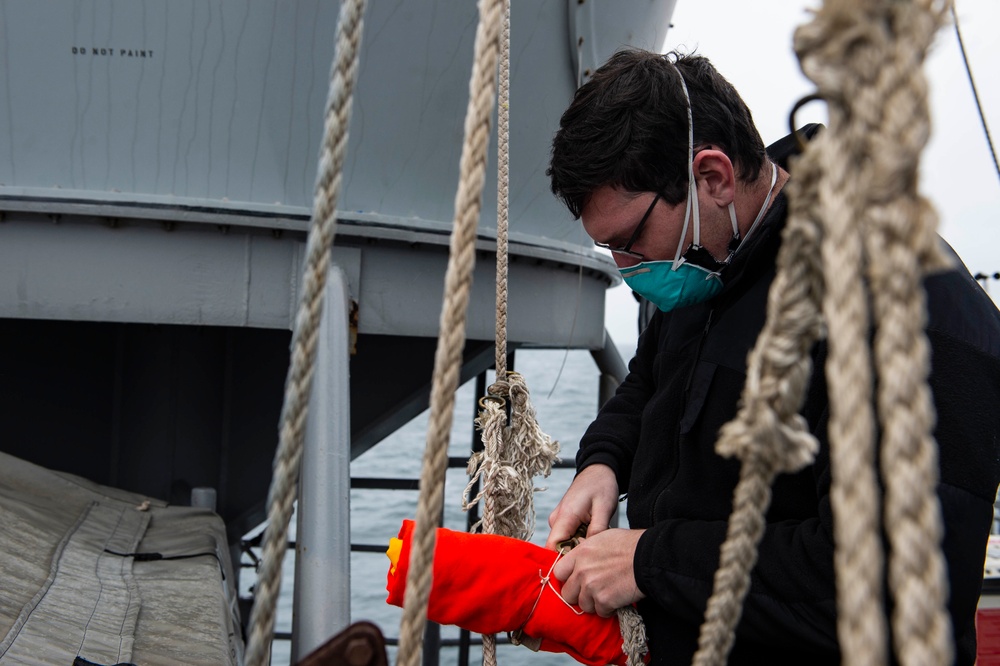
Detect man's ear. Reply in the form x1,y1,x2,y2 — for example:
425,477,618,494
692,149,736,206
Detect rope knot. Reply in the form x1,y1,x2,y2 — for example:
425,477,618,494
488,379,511,399
716,404,818,476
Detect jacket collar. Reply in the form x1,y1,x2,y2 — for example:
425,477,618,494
715,124,824,299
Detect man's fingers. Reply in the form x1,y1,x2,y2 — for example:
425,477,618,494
545,505,587,549
586,497,618,536
552,548,573,582
544,464,619,549
545,516,572,550
586,519,609,537
546,517,583,550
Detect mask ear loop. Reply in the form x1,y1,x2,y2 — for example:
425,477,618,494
740,162,778,246
672,63,696,271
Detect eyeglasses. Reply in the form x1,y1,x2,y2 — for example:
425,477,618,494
594,192,662,260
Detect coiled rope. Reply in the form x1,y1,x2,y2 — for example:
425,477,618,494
395,0,505,663
691,1,953,664
243,1,368,664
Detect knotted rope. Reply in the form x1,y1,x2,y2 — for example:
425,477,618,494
395,0,505,663
243,1,367,664
464,375,560,542
691,1,952,664
463,7,644,662
690,135,826,666
460,4,562,662
796,2,953,664
467,380,651,666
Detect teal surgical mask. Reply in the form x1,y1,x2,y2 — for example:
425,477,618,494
621,64,777,313
620,259,723,312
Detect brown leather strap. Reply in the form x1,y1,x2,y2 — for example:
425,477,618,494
295,621,388,666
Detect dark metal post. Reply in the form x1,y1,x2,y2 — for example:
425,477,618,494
591,332,628,529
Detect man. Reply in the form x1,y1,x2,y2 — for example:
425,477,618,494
543,49,1000,664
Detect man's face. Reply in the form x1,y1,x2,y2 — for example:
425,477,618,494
581,185,688,269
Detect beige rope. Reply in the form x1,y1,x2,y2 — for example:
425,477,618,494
395,0,505,663
464,374,561,665
243,1,367,663
691,155,826,665
815,121,888,664
480,4,511,660
795,1,953,664
618,605,650,666
792,11,887,660
494,0,511,383
471,395,502,666
691,1,952,664
463,375,560,541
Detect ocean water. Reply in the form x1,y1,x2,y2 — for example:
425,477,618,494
245,345,635,666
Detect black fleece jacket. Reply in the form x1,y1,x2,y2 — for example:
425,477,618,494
577,126,1000,665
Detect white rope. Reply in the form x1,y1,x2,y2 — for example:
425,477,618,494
244,1,367,663
479,4,511,660
692,1,952,664
494,0,511,383
395,0,505,663
691,167,825,664
795,1,952,664
463,374,559,542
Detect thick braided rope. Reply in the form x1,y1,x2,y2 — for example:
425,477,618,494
691,154,825,666
243,1,367,663
793,8,888,661
793,3,899,662
795,1,953,664
858,4,952,663
816,113,888,663
395,0,504,663
618,605,650,666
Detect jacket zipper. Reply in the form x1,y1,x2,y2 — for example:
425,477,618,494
685,309,714,395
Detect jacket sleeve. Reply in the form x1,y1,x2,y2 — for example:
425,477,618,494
575,313,662,492
633,361,841,654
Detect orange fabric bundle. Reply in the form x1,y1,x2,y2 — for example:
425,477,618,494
385,519,631,666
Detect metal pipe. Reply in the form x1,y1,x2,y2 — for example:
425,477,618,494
590,328,628,404
291,265,353,661
591,330,629,529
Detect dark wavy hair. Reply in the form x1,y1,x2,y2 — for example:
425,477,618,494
548,50,767,218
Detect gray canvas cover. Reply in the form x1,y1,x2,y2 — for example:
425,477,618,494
0,451,242,665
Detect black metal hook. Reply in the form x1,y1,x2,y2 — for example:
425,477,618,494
789,92,826,154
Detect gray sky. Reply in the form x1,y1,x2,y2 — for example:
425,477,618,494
604,0,1000,350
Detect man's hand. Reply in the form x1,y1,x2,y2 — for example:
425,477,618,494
545,464,620,550
552,528,646,617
